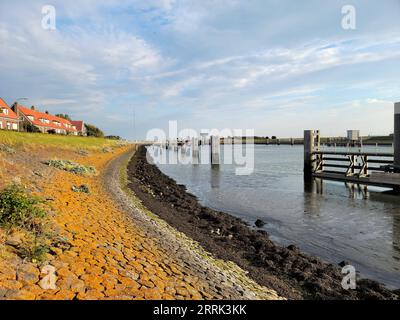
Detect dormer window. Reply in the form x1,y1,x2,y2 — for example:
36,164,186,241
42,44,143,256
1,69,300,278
1,108,9,115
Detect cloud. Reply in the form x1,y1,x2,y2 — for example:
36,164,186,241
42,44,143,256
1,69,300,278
0,0,399,138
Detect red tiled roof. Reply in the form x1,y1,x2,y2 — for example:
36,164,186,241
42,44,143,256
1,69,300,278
71,120,85,131
0,98,19,120
18,105,77,132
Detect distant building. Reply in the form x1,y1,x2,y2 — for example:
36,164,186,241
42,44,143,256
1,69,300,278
0,98,19,131
71,120,87,136
347,130,360,142
13,104,78,135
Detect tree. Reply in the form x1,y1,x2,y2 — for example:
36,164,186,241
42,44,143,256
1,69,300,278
23,123,41,133
85,124,104,138
55,114,71,121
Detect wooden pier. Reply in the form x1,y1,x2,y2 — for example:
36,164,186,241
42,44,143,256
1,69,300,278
304,129,400,191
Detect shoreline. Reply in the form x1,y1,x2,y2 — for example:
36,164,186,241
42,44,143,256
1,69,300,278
107,147,281,300
1,141,279,300
127,145,399,300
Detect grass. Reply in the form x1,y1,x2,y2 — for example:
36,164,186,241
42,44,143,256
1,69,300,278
0,130,125,152
0,183,50,262
44,159,97,175
0,183,46,230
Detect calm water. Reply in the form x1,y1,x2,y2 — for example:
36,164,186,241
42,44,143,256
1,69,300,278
148,144,400,289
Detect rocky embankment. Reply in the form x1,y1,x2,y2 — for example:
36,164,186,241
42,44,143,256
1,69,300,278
127,145,400,300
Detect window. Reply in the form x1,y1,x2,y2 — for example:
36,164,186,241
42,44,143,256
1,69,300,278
0,121,3,129
27,116,34,121
12,123,18,130
7,122,11,130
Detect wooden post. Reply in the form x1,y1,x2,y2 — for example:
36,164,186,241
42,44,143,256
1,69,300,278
364,155,368,176
304,130,315,181
395,102,400,166
315,130,320,150
210,136,220,165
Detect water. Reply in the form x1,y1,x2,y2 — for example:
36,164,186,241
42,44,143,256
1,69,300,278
148,144,400,289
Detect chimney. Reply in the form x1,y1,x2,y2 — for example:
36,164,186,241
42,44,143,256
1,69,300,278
11,102,18,112
45,111,49,115
31,106,35,111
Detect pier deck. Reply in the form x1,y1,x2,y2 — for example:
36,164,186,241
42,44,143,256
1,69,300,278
304,130,399,190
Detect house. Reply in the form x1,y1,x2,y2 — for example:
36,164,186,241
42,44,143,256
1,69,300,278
71,120,87,136
12,104,78,135
0,98,19,131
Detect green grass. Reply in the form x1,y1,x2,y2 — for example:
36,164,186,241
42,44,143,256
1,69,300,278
0,183,46,230
44,160,97,175
0,130,125,152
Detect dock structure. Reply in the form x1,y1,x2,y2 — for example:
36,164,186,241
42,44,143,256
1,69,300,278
304,102,400,191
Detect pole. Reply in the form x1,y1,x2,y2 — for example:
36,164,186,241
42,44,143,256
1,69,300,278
210,136,220,165
394,102,400,166
304,130,315,181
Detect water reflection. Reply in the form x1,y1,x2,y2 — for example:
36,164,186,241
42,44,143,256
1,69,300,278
344,183,369,200
305,178,370,199
211,165,220,188
152,144,400,288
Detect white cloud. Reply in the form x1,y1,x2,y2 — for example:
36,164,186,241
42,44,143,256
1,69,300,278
0,0,400,138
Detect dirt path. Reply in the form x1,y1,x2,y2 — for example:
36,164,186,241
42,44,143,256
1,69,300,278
0,145,280,300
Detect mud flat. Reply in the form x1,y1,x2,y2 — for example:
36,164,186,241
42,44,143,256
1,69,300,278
127,145,400,300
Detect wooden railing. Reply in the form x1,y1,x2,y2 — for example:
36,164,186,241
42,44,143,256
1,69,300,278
312,151,394,177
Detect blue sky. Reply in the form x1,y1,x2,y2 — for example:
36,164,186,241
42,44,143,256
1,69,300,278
0,0,400,139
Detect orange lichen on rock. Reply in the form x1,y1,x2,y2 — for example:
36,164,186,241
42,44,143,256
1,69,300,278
0,146,210,300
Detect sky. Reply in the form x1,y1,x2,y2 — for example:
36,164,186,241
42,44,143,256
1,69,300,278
0,0,400,139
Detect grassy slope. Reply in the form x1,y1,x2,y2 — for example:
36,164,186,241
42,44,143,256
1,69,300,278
0,131,122,151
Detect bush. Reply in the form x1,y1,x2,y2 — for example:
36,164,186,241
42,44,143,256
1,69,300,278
44,159,97,175
105,135,121,140
85,124,104,138
0,144,16,154
47,129,56,135
72,185,90,194
0,183,46,230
